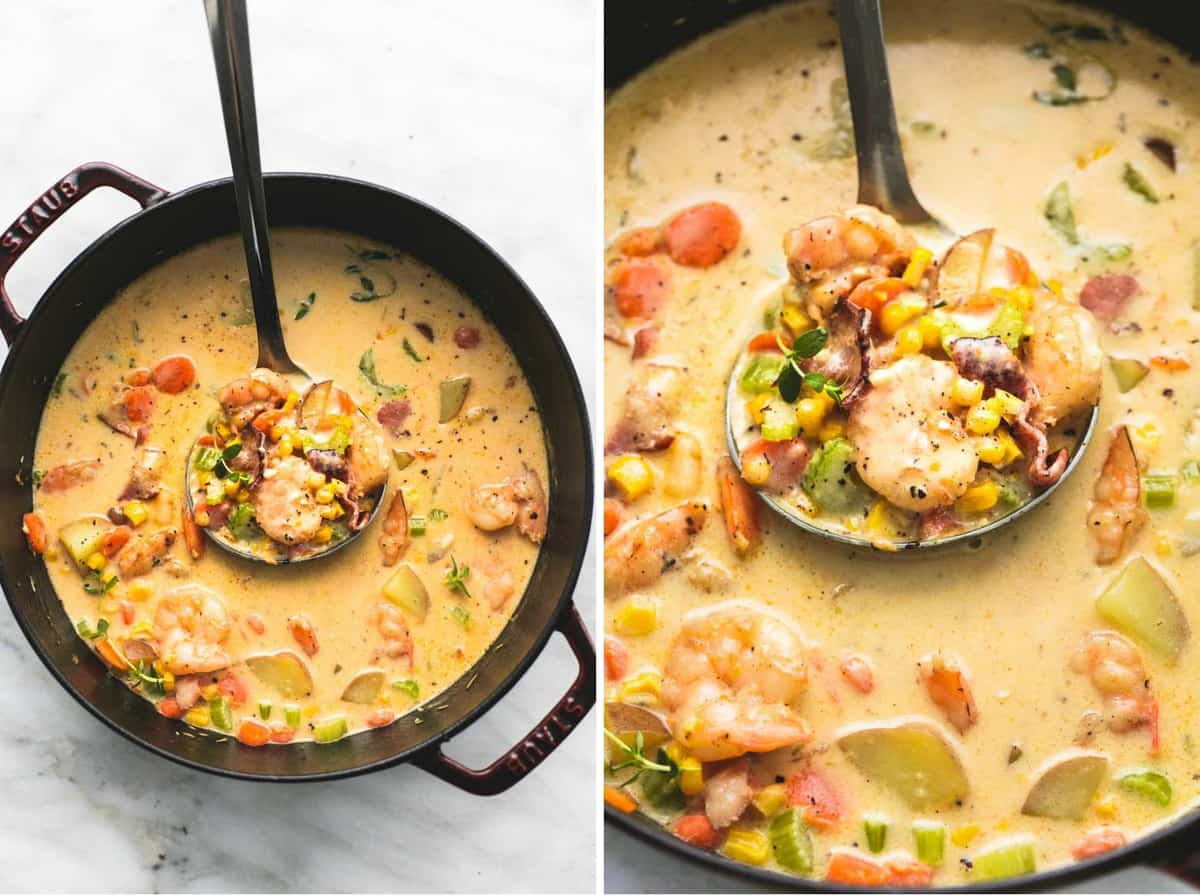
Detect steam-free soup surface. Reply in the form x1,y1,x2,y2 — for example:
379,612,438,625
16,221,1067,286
30,228,548,744
603,0,1200,884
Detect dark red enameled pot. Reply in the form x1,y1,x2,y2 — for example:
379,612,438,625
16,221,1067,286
0,163,594,789
605,0,1200,888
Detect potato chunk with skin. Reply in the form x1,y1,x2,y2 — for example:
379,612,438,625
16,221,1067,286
1096,556,1190,661
837,716,970,810
1022,749,1109,820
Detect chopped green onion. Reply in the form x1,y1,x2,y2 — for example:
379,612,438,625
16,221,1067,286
295,291,316,321
769,808,814,873
284,704,301,728
409,515,427,536
208,695,233,732
392,679,420,699
1122,163,1159,203
313,715,349,744
1143,474,1177,509
739,354,786,394
402,338,423,363
863,814,889,853
913,819,946,866
51,371,67,397
1117,768,1172,806
257,700,272,721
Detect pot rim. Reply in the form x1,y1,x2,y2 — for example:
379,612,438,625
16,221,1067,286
0,169,593,782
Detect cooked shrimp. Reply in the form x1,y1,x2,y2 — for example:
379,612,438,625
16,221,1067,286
1023,289,1103,428
783,206,915,319
848,354,979,512
604,500,707,594
465,465,547,543
511,465,547,543
1070,630,1158,743
703,760,753,829
379,490,410,566
1088,426,1145,565
218,368,291,429
483,564,516,611
662,600,811,762
39,459,102,493
347,415,388,497
115,528,178,578
153,584,231,675
605,361,684,453
253,456,322,544
918,652,977,733
372,602,413,665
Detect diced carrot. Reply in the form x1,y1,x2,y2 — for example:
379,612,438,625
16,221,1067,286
1150,355,1190,371
664,202,742,268
98,525,132,558
95,638,129,671
218,674,248,705
617,226,663,257
839,653,875,694
157,697,183,719
609,258,670,319
237,718,271,747
119,601,135,626
1071,827,1127,860
672,813,721,848
123,386,156,423
848,276,907,313
366,709,397,728
787,768,843,830
718,457,761,554
182,502,205,560
605,635,630,682
604,498,623,537
269,724,296,744
884,854,935,887
21,512,47,554
825,850,891,886
151,354,197,394
127,368,153,387
747,331,791,353
252,408,288,432
605,785,638,814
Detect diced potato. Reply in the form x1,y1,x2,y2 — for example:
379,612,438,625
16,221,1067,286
340,668,386,704
604,701,669,755
58,515,113,567
836,717,970,810
383,564,430,622
244,650,314,698
1109,356,1149,393
933,229,994,306
438,376,471,422
1096,555,1190,661
1021,749,1110,820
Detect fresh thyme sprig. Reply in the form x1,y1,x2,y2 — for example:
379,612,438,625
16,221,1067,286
444,555,472,598
604,727,673,787
775,328,843,403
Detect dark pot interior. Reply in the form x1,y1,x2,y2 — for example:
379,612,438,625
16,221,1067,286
0,172,593,781
603,0,1200,889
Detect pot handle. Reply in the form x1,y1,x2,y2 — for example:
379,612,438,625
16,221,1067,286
0,162,167,345
412,602,595,796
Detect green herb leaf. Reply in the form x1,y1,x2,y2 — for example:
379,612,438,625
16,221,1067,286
791,327,829,359
402,338,424,363
777,363,803,403
295,292,317,321
1033,89,1088,106
1052,64,1077,90
604,728,674,785
444,555,472,598
126,658,166,697
1044,181,1079,244
32,468,45,488
75,617,109,640
392,679,420,698
1023,41,1052,59
50,371,67,398
358,349,406,397
804,77,854,160
1122,163,1159,203
910,120,938,135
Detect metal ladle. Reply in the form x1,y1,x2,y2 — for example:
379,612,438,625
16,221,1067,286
186,0,384,563
724,0,1097,551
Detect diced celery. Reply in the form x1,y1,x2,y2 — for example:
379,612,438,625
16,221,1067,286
803,437,870,515
313,715,349,744
208,695,233,732
1108,356,1149,393
913,820,946,866
769,808,813,873
971,837,1037,881
863,815,888,853
739,354,786,394
1116,768,1172,806
257,700,272,721
192,446,221,471
409,515,428,536
1181,459,1200,483
205,477,225,505
284,704,301,728
392,679,420,699
1143,474,1177,509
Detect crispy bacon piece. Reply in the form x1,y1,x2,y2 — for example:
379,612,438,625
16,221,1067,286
377,399,412,437
802,298,872,406
605,362,683,454
119,445,165,500
1080,273,1139,322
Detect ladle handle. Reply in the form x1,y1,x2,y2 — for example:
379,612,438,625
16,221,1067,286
834,0,931,224
204,0,298,374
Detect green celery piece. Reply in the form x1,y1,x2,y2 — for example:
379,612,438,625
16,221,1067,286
193,446,221,471
802,437,870,515
313,715,349,744
284,704,302,728
257,700,272,721
972,838,1037,881
392,679,420,699
209,695,233,732
769,808,814,873
1044,181,1079,244
1116,769,1172,806
863,815,888,853
1143,474,1177,509
913,820,946,866
409,515,428,536
740,354,786,394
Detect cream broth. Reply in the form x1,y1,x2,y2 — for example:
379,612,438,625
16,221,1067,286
604,0,1200,884
31,228,547,744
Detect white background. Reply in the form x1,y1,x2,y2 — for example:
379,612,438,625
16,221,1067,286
0,2,596,892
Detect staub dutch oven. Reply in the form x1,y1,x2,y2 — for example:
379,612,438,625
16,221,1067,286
0,163,594,789
605,0,1200,890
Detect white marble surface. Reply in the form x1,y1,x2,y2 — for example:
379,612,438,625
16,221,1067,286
0,2,597,892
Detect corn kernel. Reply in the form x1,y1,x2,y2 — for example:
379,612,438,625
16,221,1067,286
742,454,772,487
748,392,772,426
1047,279,1064,298
977,436,1005,466
795,398,829,438
951,824,981,848
201,684,220,701
993,389,1025,418
894,322,924,356
722,829,770,865
236,490,250,503
128,580,153,603
130,621,153,639
319,503,345,520
819,419,846,442
1095,796,1118,819
614,596,658,636
966,401,1001,435
185,706,211,727
315,485,335,505
678,757,704,796
224,478,241,497
161,670,176,692
752,782,789,818
315,526,334,544
331,478,349,495
303,704,320,718
952,377,984,407
278,434,294,457
1010,285,1034,311
780,303,811,336
1155,530,1173,556
122,500,149,526
618,672,662,703
86,552,107,571
1132,423,1162,453
958,481,1000,513
307,472,327,489
880,294,927,337
918,314,943,350
996,426,1023,466
270,425,284,441
608,455,655,501
283,391,300,412
194,511,211,527
902,246,934,288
